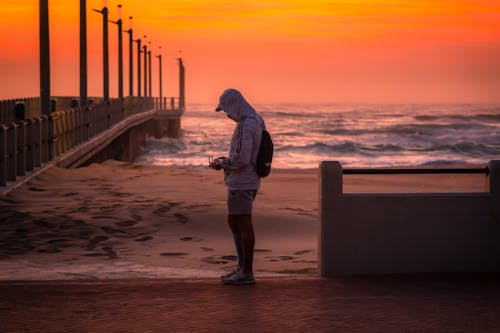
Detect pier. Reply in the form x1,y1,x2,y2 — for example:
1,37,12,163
0,1,186,193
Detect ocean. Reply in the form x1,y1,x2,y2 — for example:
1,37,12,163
136,104,500,169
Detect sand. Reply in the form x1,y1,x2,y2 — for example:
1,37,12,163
0,160,488,280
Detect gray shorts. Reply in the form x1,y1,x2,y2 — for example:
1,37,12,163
227,189,257,215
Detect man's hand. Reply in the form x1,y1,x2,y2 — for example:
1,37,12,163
209,156,228,170
209,161,223,170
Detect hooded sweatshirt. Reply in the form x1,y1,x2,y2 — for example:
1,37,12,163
216,89,264,190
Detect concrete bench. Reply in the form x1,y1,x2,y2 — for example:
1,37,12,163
319,160,500,276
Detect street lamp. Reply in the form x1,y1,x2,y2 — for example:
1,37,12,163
92,0,109,102
148,43,152,98
156,46,162,108
136,37,141,96
143,35,148,98
125,16,133,96
110,4,123,99
39,0,52,160
80,0,87,108
178,54,185,110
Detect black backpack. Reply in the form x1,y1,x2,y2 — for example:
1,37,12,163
256,129,273,177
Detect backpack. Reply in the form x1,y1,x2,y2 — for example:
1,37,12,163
256,129,273,177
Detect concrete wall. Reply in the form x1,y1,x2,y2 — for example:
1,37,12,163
319,160,500,276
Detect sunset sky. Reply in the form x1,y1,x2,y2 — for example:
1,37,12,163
0,0,499,103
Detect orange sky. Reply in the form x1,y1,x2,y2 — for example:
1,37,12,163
0,0,499,103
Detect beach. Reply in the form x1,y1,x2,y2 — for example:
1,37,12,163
0,160,488,280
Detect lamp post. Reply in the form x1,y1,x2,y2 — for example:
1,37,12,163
92,0,109,102
40,0,52,160
40,0,51,117
79,0,87,108
125,16,133,96
143,36,148,98
136,38,141,96
110,4,123,99
148,45,152,98
178,56,185,110
156,46,162,108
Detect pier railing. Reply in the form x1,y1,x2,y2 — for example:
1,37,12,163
0,96,182,187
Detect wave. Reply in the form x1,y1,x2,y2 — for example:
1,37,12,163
140,103,500,169
275,140,500,157
414,113,500,123
315,123,496,137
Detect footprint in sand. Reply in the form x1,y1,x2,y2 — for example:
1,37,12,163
109,191,132,197
174,213,189,224
291,260,318,264
266,255,295,262
201,247,214,252
293,250,312,255
46,239,68,244
160,252,188,257
180,236,203,242
84,235,110,250
0,197,16,204
83,252,108,257
131,214,143,222
102,246,118,259
101,226,132,237
63,192,79,197
115,220,138,227
221,255,237,261
201,256,228,265
28,187,46,192
135,236,153,242
255,249,272,253
74,206,90,213
153,206,171,216
33,219,52,229
36,246,61,253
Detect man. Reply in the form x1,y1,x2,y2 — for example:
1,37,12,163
209,88,264,285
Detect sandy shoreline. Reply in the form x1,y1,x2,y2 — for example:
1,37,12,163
0,160,489,280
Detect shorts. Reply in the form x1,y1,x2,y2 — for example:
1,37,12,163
227,189,257,216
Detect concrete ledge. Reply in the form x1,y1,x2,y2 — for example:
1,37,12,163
319,160,500,276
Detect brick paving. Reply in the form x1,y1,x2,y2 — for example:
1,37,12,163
1,274,500,332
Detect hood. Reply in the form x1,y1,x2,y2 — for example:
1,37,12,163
215,89,256,122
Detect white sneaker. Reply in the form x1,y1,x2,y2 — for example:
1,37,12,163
220,267,240,279
222,271,255,285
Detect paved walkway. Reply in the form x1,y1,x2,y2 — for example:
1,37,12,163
1,274,500,332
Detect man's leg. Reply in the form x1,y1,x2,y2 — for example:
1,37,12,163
237,215,255,274
227,215,243,268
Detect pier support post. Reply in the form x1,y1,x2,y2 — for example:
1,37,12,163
6,123,18,181
32,117,42,168
16,121,26,177
0,125,7,186
40,115,49,163
25,119,34,172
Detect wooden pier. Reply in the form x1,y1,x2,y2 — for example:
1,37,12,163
0,96,184,194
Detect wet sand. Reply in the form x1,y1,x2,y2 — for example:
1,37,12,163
0,160,488,280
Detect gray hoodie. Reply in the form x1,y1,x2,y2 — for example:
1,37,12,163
215,89,264,190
